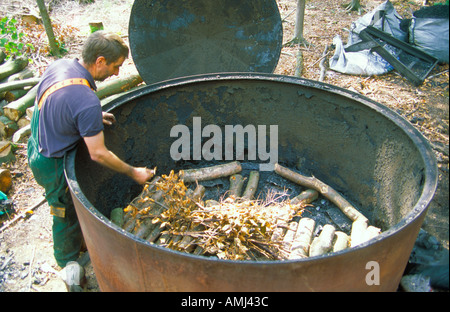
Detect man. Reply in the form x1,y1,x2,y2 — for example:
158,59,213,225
27,31,154,269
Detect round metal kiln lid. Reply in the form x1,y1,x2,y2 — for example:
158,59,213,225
128,0,283,85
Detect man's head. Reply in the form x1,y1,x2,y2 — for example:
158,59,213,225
81,31,129,81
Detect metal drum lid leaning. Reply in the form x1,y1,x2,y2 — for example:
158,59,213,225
128,0,283,85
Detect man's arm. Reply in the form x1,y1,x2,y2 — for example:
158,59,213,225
83,131,154,184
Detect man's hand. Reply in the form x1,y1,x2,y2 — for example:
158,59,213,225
84,132,155,184
102,112,116,126
131,167,156,185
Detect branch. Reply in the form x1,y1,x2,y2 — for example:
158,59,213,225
274,163,368,222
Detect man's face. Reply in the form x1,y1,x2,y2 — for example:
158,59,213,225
93,56,125,81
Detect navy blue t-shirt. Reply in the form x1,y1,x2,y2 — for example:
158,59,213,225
37,59,104,158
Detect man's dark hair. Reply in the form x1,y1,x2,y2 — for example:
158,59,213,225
82,31,129,65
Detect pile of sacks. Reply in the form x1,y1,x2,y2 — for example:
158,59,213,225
330,0,449,77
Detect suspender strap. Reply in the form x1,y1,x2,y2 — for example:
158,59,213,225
38,78,91,110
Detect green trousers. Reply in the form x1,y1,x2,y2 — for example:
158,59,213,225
27,103,82,268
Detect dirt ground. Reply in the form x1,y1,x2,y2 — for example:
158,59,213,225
0,0,448,292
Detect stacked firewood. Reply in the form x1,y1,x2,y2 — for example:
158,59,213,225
0,52,144,165
0,54,38,150
112,162,382,261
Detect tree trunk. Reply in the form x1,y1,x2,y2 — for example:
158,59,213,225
285,0,309,48
294,0,306,42
36,0,61,58
285,0,309,77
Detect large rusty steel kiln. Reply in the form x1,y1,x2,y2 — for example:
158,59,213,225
64,0,438,291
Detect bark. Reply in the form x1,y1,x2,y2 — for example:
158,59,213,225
110,207,124,227
7,68,35,82
134,217,156,239
0,115,18,138
242,171,260,200
163,184,206,249
0,50,6,64
95,74,143,100
36,0,61,57
179,161,242,183
0,143,15,164
228,174,245,199
4,89,29,102
0,56,29,81
122,187,164,233
100,84,146,107
274,163,368,223
3,84,39,122
291,189,319,206
319,44,329,82
168,225,187,246
193,245,205,256
123,176,161,224
177,223,204,252
12,123,31,143
0,77,40,94
285,0,309,47
294,48,304,77
156,231,171,246
189,184,206,202
131,190,166,237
